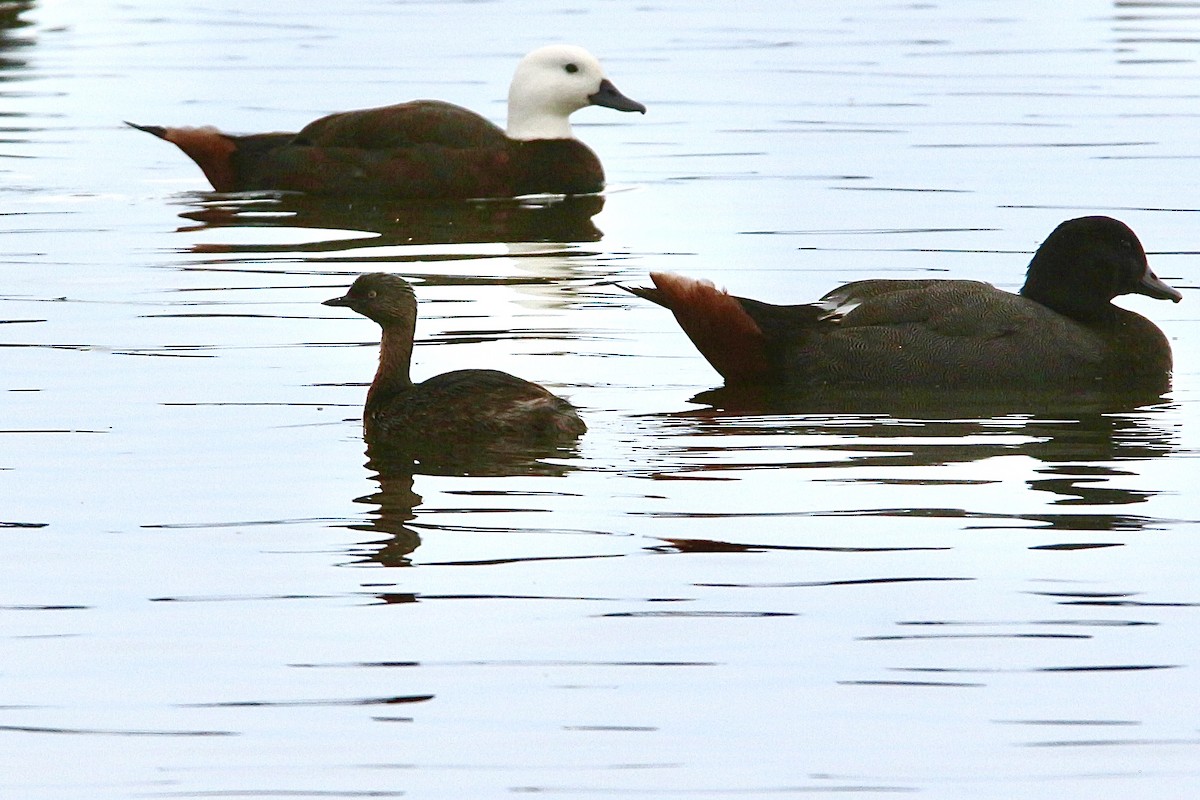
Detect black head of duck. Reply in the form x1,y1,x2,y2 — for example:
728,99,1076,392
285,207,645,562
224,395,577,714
1018,215,1179,321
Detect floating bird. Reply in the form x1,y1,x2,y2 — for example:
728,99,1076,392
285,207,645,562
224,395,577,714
129,45,644,198
323,272,586,448
627,216,1182,392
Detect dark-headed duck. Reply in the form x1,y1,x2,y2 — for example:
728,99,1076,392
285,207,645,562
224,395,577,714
323,272,586,446
130,45,644,198
627,216,1182,392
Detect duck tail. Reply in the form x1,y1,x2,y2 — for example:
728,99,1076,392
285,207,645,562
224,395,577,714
124,121,170,140
627,272,770,384
126,121,239,192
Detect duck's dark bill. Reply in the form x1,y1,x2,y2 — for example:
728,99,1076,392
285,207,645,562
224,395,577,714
1138,266,1183,303
588,79,646,113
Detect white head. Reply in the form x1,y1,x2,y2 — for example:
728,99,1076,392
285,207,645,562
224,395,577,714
506,44,645,141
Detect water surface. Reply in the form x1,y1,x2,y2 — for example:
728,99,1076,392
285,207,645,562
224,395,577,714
2,1,1199,798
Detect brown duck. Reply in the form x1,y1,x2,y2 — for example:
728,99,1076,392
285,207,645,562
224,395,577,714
129,45,644,198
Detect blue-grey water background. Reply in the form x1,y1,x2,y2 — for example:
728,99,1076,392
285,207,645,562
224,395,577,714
2,1,1199,797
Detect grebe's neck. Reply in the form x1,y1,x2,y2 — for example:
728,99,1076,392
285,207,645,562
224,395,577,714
366,327,415,411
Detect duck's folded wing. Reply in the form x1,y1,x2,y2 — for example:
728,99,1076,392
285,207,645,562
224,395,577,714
830,280,1027,339
293,100,508,150
816,280,1107,385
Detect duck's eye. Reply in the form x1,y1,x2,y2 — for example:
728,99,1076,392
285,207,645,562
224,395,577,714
367,290,378,299
564,63,579,74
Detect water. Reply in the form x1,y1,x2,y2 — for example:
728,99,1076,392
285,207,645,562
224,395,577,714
2,0,1199,797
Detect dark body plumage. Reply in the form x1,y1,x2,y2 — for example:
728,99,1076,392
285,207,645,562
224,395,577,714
361,367,586,443
628,217,1182,393
323,273,585,448
128,105,608,198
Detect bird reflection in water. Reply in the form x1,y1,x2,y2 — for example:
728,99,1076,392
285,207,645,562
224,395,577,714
650,384,1179,533
1,1,35,70
345,442,580,569
173,192,606,253
346,458,422,569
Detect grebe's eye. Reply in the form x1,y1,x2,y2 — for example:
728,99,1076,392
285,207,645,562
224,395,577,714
564,63,579,74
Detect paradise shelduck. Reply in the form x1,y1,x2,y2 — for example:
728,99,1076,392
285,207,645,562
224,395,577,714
323,272,586,447
129,45,644,198
627,216,1182,392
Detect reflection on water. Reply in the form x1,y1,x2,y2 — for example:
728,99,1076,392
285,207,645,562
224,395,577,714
0,0,34,168
364,438,581,478
0,2,34,73
346,452,422,568
1,0,36,207
175,191,606,253
4,2,1200,798
164,189,611,310
638,389,1180,534
664,386,1178,469
346,443,581,568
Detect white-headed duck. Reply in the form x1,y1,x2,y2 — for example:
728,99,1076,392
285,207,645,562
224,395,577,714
130,45,644,198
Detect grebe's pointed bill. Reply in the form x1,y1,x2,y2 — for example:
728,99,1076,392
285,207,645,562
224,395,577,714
588,79,646,113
